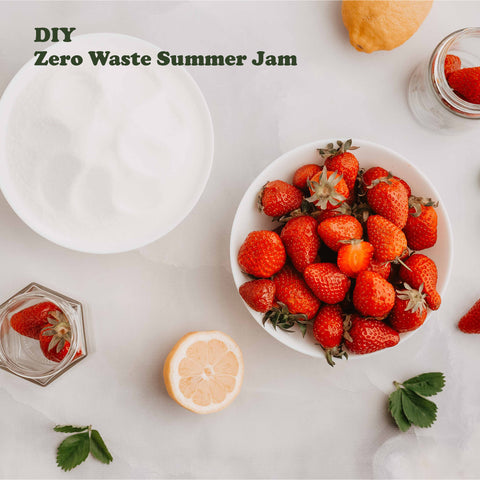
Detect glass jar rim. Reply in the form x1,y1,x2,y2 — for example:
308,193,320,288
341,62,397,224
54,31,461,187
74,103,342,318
0,291,80,380
429,27,480,119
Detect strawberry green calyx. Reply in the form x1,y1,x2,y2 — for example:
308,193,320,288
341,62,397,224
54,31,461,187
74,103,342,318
42,311,72,354
355,168,367,196
408,196,439,217
311,202,352,220
262,302,310,337
306,167,347,210
276,199,315,223
311,200,371,224
339,238,363,246
343,314,353,343
393,250,412,272
279,199,352,223
366,172,394,189
331,202,352,215
256,182,268,212
322,345,348,368
317,139,359,160
351,201,372,224
396,283,427,313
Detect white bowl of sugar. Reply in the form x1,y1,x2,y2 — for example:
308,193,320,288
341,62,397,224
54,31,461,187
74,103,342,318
0,33,214,254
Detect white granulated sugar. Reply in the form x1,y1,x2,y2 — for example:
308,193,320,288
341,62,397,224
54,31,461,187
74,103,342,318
1,34,212,253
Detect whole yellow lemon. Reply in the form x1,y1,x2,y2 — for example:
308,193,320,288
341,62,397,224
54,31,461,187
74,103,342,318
342,0,433,53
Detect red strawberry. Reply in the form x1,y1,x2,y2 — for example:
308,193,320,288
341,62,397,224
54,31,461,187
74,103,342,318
317,215,363,252
307,167,350,210
366,258,391,280
239,279,276,313
293,164,322,190
238,230,286,278
304,263,351,304
39,311,81,363
349,201,373,224
353,270,395,318
259,180,303,217
399,254,441,310
319,139,359,193
10,301,61,340
362,167,389,188
367,176,409,229
367,215,408,263
447,66,480,104
337,240,374,278
345,316,400,354
324,152,358,193
393,176,412,198
444,54,461,77
458,299,480,334
388,283,428,333
280,216,320,272
312,304,346,366
273,265,320,319
313,305,344,348
314,205,351,223
403,197,438,251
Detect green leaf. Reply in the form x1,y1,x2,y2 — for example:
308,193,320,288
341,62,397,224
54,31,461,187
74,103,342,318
388,389,411,432
90,430,113,465
54,425,89,433
401,388,437,428
402,372,445,397
56,432,90,471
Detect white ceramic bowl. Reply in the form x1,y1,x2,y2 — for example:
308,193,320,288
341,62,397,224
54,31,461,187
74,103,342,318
0,33,214,254
230,139,453,358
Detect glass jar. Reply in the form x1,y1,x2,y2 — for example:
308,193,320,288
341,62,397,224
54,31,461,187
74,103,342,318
408,27,480,133
0,282,87,386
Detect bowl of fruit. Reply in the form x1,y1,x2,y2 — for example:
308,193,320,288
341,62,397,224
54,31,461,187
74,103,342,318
230,139,453,364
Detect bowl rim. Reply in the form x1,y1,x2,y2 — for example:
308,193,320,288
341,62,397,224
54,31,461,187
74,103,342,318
0,32,214,254
229,137,454,359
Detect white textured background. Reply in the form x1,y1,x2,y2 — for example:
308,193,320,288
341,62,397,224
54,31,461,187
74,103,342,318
0,1,480,478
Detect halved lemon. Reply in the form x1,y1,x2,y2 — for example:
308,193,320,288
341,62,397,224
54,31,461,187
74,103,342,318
163,331,244,414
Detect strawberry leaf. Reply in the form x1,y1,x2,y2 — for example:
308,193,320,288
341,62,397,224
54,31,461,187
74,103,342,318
402,372,445,397
401,388,437,428
90,430,113,465
56,432,90,471
54,425,89,433
388,389,411,432
54,425,113,471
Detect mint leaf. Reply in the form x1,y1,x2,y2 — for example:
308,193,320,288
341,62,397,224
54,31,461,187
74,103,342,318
401,388,437,428
388,389,411,432
54,425,89,433
90,430,113,465
402,372,445,397
56,432,90,471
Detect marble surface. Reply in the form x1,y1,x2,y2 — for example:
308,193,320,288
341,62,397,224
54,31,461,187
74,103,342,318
0,1,479,478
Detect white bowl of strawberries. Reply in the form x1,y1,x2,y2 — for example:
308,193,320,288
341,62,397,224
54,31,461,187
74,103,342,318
230,139,453,363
